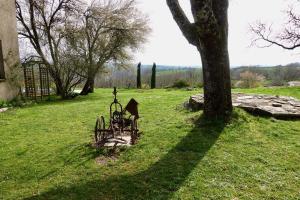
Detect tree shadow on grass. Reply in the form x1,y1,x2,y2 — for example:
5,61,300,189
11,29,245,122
27,94,104,108
25,115,226,200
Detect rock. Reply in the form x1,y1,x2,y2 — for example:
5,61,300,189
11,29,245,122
288,81,300,87
186,87,194,91
0,108,8,113
187,93,300,119
189,94,204,111
103,136,132,147
272,103,282,107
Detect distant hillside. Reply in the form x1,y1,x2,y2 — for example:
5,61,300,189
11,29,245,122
95,62,300,88
141,65,200,72
230,63,300,80
109,62,300,72
143,63,300,81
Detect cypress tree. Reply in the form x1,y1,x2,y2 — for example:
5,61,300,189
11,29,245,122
151,62,156,89
137,62,141,89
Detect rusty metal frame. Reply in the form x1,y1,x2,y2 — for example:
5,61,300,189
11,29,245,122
23,60,50,100
38,64,50,100
95,87,140,147
24,64,37,100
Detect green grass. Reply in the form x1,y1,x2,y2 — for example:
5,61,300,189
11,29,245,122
235,87,300,99
0,87,300,200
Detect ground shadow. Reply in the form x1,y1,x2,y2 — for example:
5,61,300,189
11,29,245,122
25,116,226,200
26,94,102,108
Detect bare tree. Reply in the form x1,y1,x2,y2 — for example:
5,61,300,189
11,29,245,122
166,0,232,119
16,0,84,98
64,0,150,95
251,2,300,50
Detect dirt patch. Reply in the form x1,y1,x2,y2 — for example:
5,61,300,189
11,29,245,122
95,155,118,166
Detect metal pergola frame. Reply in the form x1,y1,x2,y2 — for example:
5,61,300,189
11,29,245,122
23,59,50,100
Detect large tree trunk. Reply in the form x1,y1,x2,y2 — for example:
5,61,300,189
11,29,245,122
55,82,63,96
198,33,232,118
53,78,67,98
80,77,95,95
47,66,65,97
167,0,232,119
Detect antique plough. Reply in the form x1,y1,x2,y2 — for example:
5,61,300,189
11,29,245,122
95,87,140,147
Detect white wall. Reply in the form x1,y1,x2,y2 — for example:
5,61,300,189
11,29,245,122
0,0,20,101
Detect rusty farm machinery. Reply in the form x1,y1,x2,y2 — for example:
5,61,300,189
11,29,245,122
94,87,140,147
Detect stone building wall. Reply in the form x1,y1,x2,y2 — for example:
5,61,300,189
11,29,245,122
0,0,20,101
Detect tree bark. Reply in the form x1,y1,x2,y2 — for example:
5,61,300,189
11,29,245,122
80,77,95,95
55,82,63,96
46,64,64,97
198,31,232,118
167,0,232,119
53,77,66,98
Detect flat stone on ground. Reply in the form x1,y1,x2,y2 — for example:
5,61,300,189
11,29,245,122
188,93,300,119
0,108,8,113
103,136,132,147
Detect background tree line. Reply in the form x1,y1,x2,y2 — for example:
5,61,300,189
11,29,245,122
92,63,300,89
231,63,300,86
94,64,203,89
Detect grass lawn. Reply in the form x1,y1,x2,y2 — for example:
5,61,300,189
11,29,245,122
0,88,300,200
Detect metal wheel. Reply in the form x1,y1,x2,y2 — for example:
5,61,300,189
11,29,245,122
130,118,138,145
95,116,106,143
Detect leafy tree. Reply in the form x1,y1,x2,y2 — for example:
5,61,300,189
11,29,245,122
64,0,150,95
166,0,232,119
151,62,156,89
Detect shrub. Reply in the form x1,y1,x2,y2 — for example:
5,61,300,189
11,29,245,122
8,96,24,107
270,78,286,86
142,84,150,89
172,80,190,88
236,71,265,88
0,99,7,108
231,80,238,89
196,82,203,88
0,96,28,108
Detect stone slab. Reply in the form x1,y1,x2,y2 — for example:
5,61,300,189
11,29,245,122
188,93,300,119
0,108,8,113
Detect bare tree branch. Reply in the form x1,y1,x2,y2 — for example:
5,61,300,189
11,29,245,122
251,2,300,50
166,0,198,46
251,22,300,50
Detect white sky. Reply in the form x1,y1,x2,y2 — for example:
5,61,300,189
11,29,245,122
134,0,300,67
